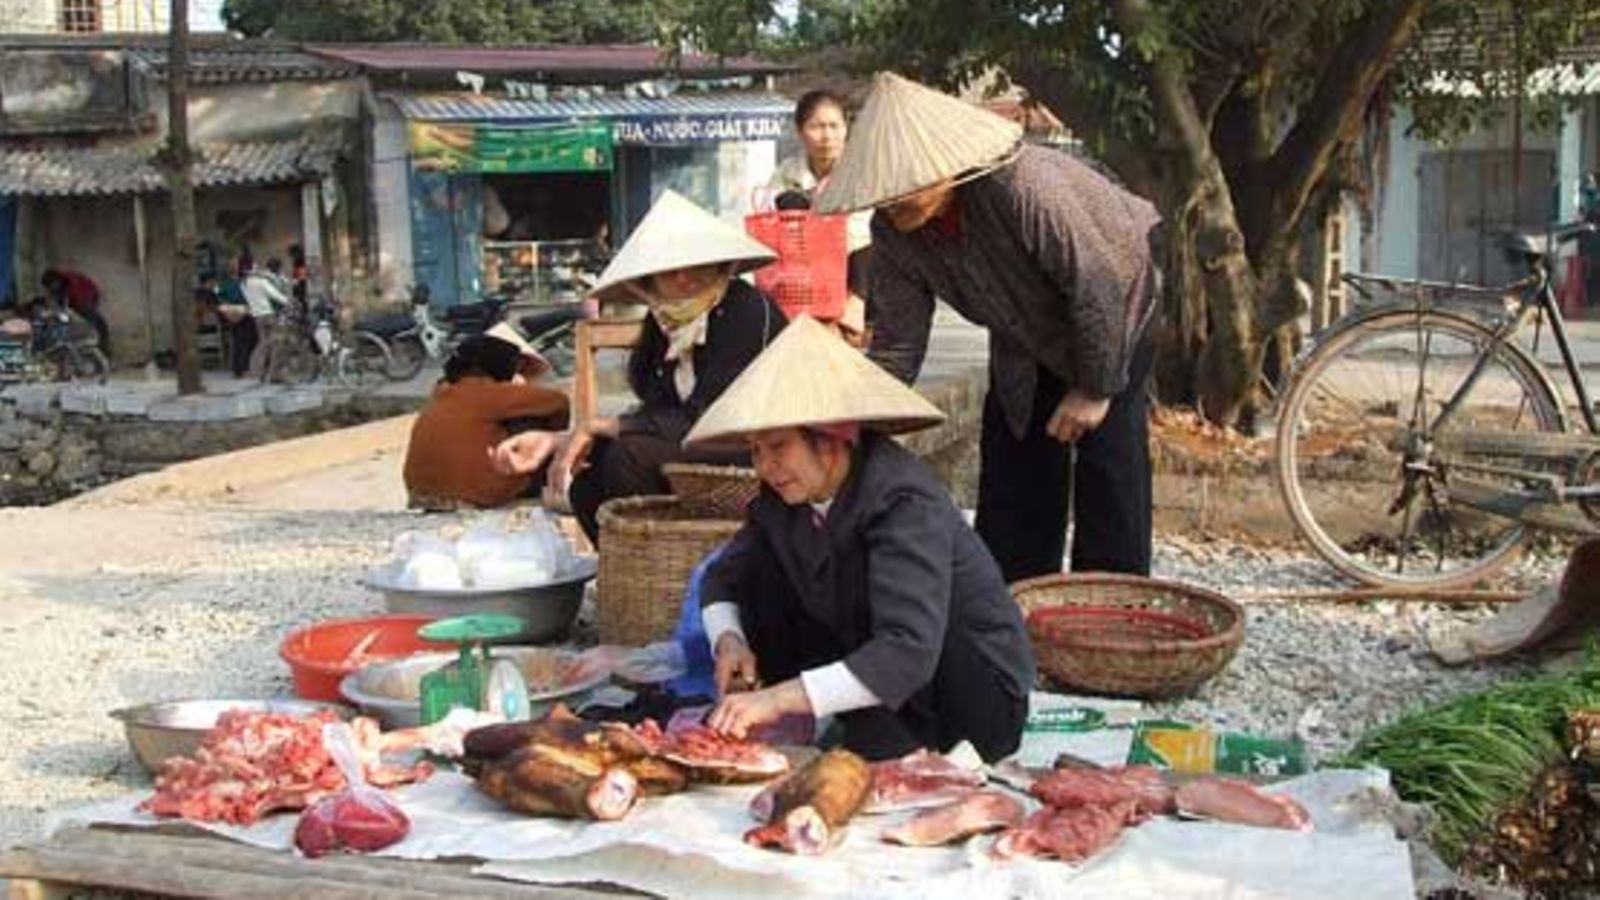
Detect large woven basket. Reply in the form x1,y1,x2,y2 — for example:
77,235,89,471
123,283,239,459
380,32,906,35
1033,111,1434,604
1012,573,1245,699
661,463,762,519
596,495,742,645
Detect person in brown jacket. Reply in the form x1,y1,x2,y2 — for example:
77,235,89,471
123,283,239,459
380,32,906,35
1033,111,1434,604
403,328,569,510
815,73,1163,583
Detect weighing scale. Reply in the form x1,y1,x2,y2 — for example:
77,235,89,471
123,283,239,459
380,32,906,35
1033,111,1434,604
417,614,531,725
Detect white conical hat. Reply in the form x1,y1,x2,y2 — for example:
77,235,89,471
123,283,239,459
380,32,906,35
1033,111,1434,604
590,190,777,304
684,315,945,449
814,72,1023,215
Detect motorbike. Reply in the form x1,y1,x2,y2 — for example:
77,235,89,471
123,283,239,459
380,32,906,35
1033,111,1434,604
0,301,109,384
358,286,509,381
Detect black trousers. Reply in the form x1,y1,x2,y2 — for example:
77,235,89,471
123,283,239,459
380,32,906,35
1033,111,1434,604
229,316,258,377
975,336,1154,583
569,432,748,543
734,551,1026,764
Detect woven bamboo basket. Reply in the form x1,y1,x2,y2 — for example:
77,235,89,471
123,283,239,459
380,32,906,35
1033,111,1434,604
595,495,742,645
661,463,762,519
1012,573,1244,699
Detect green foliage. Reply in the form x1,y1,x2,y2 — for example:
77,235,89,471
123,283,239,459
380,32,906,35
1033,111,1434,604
221,0,666,44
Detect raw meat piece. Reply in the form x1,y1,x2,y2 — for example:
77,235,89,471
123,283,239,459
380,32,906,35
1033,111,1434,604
881,792,1024,846
294,790,410,858
1174,777,1313,831
864,749,987,814
1030,765,1175,819
1110,765,1176,817
140,711,431,826
744,749,872,855
992,802,1138,863
636,721,789,784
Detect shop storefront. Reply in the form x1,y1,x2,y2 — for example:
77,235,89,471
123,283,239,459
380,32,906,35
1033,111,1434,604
382,92,793,308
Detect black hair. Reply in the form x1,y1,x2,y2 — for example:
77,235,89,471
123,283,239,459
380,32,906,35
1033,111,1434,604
793,89,847,129
444,335,521,384
774,189,813,211
265,258,283,273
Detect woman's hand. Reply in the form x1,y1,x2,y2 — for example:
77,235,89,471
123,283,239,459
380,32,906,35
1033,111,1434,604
1046,390,1111,443
707,679,810,741
548,417,620,495
713,633,760,697
490,431,563,476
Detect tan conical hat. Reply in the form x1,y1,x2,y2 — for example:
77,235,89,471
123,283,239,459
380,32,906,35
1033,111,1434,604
814,72,1023,215
590,190,776,304
684,315,945,449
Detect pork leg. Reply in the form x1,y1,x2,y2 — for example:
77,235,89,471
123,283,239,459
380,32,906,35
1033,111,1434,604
474,749,639,821
743,749,871,855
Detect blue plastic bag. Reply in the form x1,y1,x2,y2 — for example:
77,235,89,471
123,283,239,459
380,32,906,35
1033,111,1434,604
665,543,725,699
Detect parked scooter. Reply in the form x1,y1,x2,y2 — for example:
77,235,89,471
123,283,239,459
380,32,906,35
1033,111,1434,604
360,286,509,382
0,299,108,384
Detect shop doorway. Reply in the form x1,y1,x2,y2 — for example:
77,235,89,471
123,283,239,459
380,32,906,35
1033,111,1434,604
482,173,611,304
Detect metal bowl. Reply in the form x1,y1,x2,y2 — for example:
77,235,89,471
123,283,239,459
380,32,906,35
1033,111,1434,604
339,647,610,729
109,699,347,775
360,556,597,644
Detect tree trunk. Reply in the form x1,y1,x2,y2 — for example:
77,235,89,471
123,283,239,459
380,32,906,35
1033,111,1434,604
164,0,202,395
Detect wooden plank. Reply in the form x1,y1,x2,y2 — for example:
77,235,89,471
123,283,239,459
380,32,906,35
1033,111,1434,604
572,318,644,424
0,828,616,899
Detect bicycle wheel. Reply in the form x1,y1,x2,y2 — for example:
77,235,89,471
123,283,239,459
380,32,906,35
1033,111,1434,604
58,346,109,384
385,333,427,381
1275,309,1564,588
335,331,392,392
264,335,317,385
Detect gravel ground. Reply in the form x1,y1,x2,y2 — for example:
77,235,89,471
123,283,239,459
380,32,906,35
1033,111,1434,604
0,493,1575,855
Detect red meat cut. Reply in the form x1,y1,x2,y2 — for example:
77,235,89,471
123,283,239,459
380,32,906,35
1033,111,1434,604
294,790,411,858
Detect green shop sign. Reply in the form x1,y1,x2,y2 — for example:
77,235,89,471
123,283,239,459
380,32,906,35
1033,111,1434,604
410,122,613,174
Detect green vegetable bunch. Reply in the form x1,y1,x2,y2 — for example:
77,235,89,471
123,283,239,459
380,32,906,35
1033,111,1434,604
1335,657,1600,861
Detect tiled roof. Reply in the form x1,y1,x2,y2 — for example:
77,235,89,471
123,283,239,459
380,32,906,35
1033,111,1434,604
126,47,360,84
389,91,795,122
309,44,790,78
0,132,342,196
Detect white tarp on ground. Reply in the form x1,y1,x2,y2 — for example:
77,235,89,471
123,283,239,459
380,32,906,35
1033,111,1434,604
52,767,1412,899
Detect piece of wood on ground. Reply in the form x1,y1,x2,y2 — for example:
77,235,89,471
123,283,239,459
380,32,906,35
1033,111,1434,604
0,826,633,899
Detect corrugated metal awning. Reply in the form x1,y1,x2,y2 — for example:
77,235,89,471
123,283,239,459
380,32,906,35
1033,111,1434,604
1424,62,1600,98
0,132,342,196
389,91,794,123
311,44,790,78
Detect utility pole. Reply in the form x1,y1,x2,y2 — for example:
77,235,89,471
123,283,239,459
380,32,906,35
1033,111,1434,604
163,0,202,394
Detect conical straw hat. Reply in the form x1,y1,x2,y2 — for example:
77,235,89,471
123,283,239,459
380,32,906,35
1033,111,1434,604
684,315,945,449
590,189,776,304
814,72,1023,215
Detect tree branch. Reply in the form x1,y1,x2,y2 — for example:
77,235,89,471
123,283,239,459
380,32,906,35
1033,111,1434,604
1112,0,1212,183
1263,0,1427,244
1006,59,1159,197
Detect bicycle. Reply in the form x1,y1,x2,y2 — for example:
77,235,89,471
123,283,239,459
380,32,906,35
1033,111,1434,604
260,295,392,391
1273,222,1597,589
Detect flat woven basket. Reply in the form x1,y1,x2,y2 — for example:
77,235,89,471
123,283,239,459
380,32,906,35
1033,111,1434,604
661,463,761,519
1012,573,1245,699
596,495,742,645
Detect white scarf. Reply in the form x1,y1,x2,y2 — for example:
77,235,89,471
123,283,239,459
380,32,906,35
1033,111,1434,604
657,311,712,401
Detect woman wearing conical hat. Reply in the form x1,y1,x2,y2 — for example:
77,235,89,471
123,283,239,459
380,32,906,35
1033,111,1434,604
492,190,786,541
814,73,1163,586
690,317,1034,763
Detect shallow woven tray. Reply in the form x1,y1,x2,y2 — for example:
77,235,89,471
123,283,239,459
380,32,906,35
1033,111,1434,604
661,463,761,519
595,495,742,645
1012,572,1245,699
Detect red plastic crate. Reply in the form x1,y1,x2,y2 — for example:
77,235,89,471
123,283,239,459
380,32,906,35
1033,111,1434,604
744,210,849,321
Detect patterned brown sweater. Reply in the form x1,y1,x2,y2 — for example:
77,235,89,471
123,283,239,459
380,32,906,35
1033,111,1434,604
867,145,1162,436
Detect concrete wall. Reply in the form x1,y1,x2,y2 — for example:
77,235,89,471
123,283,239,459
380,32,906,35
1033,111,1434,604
369,100,414,304
1371,101,1570,280
151,79,364,144
20,183,305,364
